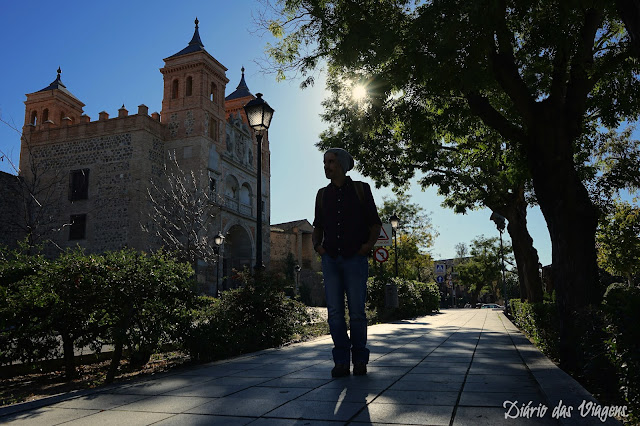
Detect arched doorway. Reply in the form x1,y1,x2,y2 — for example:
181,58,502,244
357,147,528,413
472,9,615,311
222,224,253,289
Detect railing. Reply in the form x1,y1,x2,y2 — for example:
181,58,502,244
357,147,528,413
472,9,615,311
239,203,252,216
225,196,239,212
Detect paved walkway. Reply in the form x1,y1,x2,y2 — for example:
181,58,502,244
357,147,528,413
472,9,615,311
0,309,624,425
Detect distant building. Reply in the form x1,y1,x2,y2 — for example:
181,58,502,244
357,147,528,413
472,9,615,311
270,220,324,306
433,257,473,306
12,20,271,294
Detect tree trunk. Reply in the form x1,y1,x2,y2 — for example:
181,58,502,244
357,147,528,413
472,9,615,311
526,124,600,372
106,336,124,384
499,191,544,303
61,332,77,380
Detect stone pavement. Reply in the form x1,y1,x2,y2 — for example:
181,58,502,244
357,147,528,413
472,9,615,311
0,309,624,425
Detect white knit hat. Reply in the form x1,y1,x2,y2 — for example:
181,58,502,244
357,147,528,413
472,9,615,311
325,148,355,173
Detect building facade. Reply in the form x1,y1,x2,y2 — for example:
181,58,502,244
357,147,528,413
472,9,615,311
17,20,271,294
270,220,325,306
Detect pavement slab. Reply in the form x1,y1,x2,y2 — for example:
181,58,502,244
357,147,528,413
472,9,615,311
0,309,625,425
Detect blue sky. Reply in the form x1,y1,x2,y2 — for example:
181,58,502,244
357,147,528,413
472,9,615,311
0,0,554,265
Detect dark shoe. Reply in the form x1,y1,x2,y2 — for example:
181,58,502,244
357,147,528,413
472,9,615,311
331,363,350,377
353,362,367,376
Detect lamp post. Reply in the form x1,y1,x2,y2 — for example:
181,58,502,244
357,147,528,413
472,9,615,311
490,212,508,314
214,232,225,296
295,264,301,294
390,214,399,277
243,93,274,271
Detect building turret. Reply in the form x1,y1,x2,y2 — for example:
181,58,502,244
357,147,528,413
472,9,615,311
160,18,229,143
23,68,85,131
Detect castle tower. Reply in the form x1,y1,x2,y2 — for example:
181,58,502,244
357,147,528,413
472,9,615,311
223,68,272,272
23,68,85,132
160,18,229,172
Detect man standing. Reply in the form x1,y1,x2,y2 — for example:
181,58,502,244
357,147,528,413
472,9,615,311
313,148,382,377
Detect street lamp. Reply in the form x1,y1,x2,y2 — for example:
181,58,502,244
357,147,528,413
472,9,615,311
214,232,225,296
490,212,508,314
389,213,400,277
243,93,274,271
295,264,301,293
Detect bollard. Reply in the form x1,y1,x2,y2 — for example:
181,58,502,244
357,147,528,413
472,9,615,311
385,283,399,309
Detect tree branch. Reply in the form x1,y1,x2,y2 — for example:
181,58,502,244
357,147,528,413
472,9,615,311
465,93,526,144
488,0,535,124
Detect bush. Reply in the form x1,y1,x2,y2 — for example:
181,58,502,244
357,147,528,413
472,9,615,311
510,296,636,422
184,271,312,362
367,275,439,322
509,300,560,360
0,247,198,381
602,283,640,422
0,245,60,367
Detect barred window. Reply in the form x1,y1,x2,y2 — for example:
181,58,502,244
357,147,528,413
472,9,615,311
69,214,87,240
69,169,89,201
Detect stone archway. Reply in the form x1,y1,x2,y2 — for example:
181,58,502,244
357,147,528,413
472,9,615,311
222,224,253,289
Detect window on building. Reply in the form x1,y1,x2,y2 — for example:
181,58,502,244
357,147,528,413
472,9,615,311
210,83,217,103
60,111,65,124
43,109,49,122
172,79,179,99
209,119,218,141
69,214,87,240
186,76,193,96
209,176,217,198
69,169,90,201
30,111,37,125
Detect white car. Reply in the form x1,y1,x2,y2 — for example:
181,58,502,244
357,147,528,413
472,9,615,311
481,303,502,309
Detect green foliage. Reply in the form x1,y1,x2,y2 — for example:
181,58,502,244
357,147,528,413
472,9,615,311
510,296,638,420
597,201,640,286
0,244,58,366
602,283,640,420
0,246,197,379
184,271,313,362
377,193,436,281
98,249,197,368
509,300,560,360
367,274,439,322
457,235,512,303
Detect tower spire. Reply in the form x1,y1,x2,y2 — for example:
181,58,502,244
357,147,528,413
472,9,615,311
189,17,204,47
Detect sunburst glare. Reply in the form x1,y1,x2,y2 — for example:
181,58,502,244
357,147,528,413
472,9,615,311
351,84,368,101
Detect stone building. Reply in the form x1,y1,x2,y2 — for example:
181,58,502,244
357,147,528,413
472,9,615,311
270,220,325,306
0,171,26,250
16,20,271,294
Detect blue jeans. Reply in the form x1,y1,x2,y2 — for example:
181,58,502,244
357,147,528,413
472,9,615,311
321,254,370,365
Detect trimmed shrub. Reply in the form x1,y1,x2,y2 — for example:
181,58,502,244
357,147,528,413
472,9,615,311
602,283,640,422
184,271,312,362
367,275,439,322
509,300,560,360
0,246,197,381
0,245,58,366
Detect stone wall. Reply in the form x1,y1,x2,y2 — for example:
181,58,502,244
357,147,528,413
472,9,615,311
20,114,165,255
0,171,26,249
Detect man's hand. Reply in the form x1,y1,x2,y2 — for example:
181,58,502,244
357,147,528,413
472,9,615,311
316,245,327,256
357,244,372,256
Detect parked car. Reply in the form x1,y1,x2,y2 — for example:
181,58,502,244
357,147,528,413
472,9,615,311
481,303,502,309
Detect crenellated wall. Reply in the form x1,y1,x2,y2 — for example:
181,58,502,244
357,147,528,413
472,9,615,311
19,108,166,256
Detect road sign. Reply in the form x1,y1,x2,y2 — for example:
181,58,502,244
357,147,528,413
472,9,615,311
374,247,390,263
436,275,445,283
435,263,446,275
447,280,453,287
374,224,393,246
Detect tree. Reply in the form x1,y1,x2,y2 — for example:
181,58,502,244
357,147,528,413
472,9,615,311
597,200,640,286
143,155,223,279
0,125,67,252
261,0,640,370
457,235,513,304
377,193,437,280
